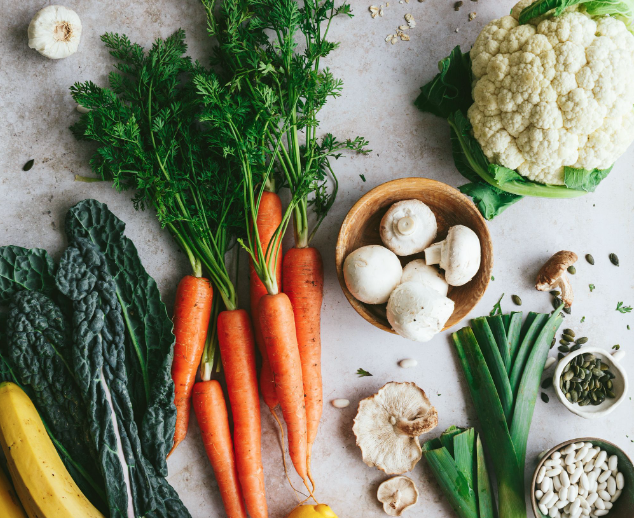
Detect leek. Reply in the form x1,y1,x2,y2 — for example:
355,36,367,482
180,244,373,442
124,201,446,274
426,307,564,518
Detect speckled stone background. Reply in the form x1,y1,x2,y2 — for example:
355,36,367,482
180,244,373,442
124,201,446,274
2,1,634,517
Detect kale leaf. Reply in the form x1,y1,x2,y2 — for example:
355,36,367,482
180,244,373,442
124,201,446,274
65,199,176,476
56,237,159,518
4,290,107,511
0,246,57,304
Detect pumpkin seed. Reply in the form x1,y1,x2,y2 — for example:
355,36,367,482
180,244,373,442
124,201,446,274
570,343,581,352
570,377,583,383
541,378,553,389
606,390,616,399
563,333,575,342
560,339,571,346
563,363,571,373
558,352,565,361
541,392,550,403
609,253,620,266
584,354,595,362
550,290,561,296
563,328,575,337
591,368,604,378
511,294,522,306
564,380,570,392
22,159,34,172
571,390,579,403
565,392,572,402
591,392,598,402
558,345,570,353
551,337,556,349
568,265,576,274
600,363,609,371
582,361,591,368
553,297,563,309
576,337,588,344
563,306,572,314
585,254,595,265
606,380,613,390
578,398,590,406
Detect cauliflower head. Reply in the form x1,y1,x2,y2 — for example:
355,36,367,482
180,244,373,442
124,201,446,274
468,5,634,185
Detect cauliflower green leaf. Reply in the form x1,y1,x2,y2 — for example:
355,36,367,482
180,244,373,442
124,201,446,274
564,165,613,192
520,0,634,25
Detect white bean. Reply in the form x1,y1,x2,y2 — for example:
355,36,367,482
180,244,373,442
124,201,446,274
607,476,616,496
568,464,577,474
608,455,618,471
594,510,608,517
611,489,622,502
603,500,613,510
553,475,562,491
571,467,584,484
546,467,563,478
551,451,562,460
541,477,553,494
583,448,599,463
595,451,607,467
399,358,418,368
545,459,562,467
588,471,598,486
556,499,568,509
616,471,624,490
598,489,611,502
585,492,598,506
580,473,589,491
558,486,568,502
568,484,578,502
598,470,611,483
565,452,577,465
571,509,582,518
574,442,586,450
544,491,558,508
576,447,590,462
548,506,559,518
331,399,350,408
584,460,595,473
539,503,549,515
595,497,605,510
590,481,598,494
579,486,588,497
597,482,606,491
536,489,544,500
537,466,547,484
564,444,577,455
598,462,608,471
570,497,581,515
560,470,570,488
578,495,589,510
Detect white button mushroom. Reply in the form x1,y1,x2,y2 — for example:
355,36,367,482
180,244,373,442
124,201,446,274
387,282,455,342
353,382,438,475
377,476,419,516
424,225,481,286
401,259,449,297
343,245,403,304
380,200,438,256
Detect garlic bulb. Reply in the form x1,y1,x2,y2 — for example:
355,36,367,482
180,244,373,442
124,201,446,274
28,6,82,59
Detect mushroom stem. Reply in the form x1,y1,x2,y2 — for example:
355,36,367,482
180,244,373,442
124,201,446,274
396,216,417,236
554,275,573,307
424,242,443,265
392,489,401,509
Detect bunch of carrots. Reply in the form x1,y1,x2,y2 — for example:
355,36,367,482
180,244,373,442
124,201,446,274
71,0,366,516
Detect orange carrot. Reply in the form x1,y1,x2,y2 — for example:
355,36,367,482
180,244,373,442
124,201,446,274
251,191,283,409
193,381,247,518
259,293,308,484
170,275,213,454
282,246,324,482
217,310,268,518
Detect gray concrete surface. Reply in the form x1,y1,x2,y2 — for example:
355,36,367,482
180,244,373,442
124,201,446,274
1,1,634,517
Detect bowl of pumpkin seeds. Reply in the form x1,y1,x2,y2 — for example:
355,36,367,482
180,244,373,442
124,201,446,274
553,347,628,419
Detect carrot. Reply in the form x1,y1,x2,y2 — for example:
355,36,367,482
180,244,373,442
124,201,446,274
282,246,324,484
217,310,268,518
192,381,247,518
170,275,213,454
251,191,283,409
259,293,308,485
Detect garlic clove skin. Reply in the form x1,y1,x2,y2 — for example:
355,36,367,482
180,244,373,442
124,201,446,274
28,6,82,60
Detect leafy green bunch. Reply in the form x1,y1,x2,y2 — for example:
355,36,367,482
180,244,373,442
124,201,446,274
415,2,622,219
70,30,243,311
199,0,369,250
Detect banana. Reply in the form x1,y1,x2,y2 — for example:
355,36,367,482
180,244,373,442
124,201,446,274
0,382,104,518
0,466,27,518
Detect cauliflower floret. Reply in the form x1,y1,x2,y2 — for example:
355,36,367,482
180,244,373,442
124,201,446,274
469,4,634,185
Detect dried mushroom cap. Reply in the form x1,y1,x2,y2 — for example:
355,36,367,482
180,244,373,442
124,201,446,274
535,251,578,307
377,476,419,516
353,382,438,474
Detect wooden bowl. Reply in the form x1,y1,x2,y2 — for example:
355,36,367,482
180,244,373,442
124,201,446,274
531,437,634,518
335,178,493,334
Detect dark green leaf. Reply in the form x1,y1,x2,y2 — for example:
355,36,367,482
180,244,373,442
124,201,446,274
356,368,372,377
490,164,525,185
564,165,613,192
415,47,473,119
0,246,57,304
520,0,634,25
65,199,176,476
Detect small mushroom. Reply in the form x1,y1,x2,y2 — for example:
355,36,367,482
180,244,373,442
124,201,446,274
401,259,449,297
377,476,419,516
380,200,438,256
344,245,403,304
387,282,454,342
353,382,438,474
424,225,481,286
535,251,578,307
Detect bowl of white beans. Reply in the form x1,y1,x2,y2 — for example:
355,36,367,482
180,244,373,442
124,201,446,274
531,438,634,518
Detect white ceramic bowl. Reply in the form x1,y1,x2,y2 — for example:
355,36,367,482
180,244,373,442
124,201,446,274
552,347,628,419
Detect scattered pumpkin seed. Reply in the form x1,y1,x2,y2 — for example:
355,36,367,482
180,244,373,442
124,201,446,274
553,297,563,309
567,265,576,274
562,333,575,342
560,339,571,346
570,344,581,352
585,254,595,265
558,352,565,361
541,378,553,389
541,392,549,403
511,294,522,306
609,253,620,266
558,345,570,353
576,337,588,344
613,344,621,350
550,290,561,296
550,337,556,349
563,306,572,314
22,159,34,171
563,328,575,337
